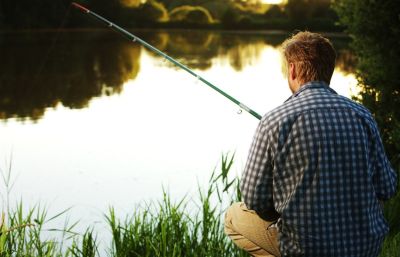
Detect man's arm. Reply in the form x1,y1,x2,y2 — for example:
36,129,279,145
240,120,279,220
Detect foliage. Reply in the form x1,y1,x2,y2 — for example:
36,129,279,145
68,229,98,257
285,0,313,21
0,153,245,257
0,32,141,121
333,0,400,255
264,5,287,20
107,153,243,257
379,232,400,257
0,0,340,30
282,0,339,30
333,0,400,163
139,0,169,23
220,7,241,28
0,0,70,29
0,203,84,257
195,0,232,21
120,0,142,8
169,5,215,25
87,0,122,21
285,0,336,21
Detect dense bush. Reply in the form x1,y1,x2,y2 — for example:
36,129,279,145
139,0,169,23
333,0,400,163
169,5,214,25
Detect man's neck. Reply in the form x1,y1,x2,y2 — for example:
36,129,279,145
289,80,304,94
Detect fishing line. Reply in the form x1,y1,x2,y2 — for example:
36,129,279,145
71,2,262,120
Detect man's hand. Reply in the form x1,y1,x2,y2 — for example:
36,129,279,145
256,209,280,222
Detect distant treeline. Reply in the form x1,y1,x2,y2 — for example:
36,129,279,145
0,0,342,31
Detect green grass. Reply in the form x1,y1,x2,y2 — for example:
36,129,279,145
106,153,246,257
0,153,399,256
380,232,400,257
379,158,400,257
0,203,87,257
0,153,246,257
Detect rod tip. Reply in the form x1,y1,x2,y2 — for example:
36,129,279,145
71,2,89,13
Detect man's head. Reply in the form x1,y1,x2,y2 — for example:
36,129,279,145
281,31,336,93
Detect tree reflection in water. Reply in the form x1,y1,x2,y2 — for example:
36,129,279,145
0,30,354,121
0,31,141,121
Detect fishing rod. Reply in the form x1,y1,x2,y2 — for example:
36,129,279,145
71,2,262,120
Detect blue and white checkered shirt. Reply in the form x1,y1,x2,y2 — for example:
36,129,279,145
241,81,397,257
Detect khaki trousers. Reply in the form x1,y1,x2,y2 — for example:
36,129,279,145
224,202,281,257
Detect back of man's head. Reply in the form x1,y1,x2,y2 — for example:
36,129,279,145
282,31,337,85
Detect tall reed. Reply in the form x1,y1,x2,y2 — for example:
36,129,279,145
106,153,246,257
0,202,98,257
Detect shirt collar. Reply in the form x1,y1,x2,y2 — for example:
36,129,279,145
285,81,337,102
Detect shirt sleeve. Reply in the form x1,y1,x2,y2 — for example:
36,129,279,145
240,119,275,213
371,124,398,201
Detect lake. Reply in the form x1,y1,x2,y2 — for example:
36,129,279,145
0,30,357,227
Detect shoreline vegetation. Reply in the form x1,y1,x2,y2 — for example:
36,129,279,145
0,28,350,39
1,0,342,32
0,154,399,257
0,154,246,257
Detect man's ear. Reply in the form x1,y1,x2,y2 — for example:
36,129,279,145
289,62,296,81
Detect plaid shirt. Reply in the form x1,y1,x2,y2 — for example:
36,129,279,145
241,81,397,257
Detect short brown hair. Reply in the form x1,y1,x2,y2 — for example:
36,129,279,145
281,31,336,84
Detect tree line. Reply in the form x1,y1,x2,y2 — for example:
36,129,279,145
0,0,340,31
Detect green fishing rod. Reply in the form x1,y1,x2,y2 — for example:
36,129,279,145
71,2,262,120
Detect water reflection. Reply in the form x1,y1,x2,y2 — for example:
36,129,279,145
0,30,355,121
143,31,288,71
0,32,141,121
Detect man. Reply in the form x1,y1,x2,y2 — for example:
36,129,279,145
224,31,397,257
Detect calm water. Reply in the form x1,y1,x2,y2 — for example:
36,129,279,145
0,30,357,225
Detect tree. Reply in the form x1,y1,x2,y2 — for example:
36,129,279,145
0,0,70,28
87,0,122,21
169,5,214,25
0,32,141,120
285,0,336,22
120,0,142,8
334,0,400,163
0,0,4,28
285,0,313,21
139,0,169,23
264,5,286,20
333,0,400,249
221,7,241,27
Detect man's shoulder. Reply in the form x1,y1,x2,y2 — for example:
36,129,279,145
259,101,299,132
331,94,376,124
260,90,375,129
